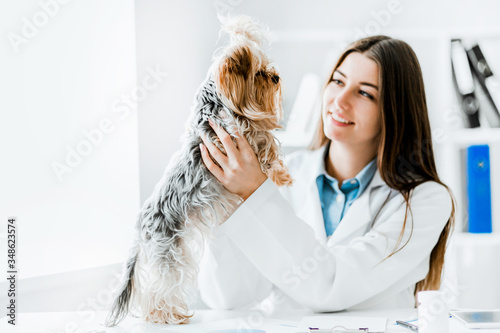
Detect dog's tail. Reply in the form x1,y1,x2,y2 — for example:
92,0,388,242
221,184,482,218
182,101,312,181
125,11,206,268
105,244,139,327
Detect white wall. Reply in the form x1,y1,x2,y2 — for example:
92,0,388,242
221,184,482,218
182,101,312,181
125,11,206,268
0,0,139,279
135,0,220,202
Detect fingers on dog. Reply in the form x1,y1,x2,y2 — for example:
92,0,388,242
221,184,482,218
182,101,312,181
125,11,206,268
209,118,239,157
199,143,224,181
200,134,228,167
234,133,254,157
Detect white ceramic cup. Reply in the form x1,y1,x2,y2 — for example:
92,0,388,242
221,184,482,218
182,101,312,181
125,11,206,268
417,290,449,333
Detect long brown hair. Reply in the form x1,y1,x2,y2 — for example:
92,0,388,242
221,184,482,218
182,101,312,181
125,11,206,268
310,36,455,294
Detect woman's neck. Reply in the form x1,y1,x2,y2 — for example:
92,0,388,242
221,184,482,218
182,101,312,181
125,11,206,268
325,140,378,186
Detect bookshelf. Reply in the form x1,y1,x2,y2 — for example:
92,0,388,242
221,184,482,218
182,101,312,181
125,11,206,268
441,32,500,234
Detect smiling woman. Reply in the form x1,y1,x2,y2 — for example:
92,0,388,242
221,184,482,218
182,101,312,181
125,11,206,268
321,52,382,185
198,35,455,312
310,35,456,296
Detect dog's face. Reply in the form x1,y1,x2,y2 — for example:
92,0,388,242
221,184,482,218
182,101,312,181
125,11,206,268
214,43,283,131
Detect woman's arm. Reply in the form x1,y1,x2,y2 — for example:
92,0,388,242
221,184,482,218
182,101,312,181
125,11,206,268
218,178,451,311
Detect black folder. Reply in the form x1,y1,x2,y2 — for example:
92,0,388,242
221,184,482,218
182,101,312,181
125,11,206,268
451,39,480,128
467,44,500,127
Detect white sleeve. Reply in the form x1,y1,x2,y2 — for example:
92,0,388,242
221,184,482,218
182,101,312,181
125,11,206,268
198,202,274,310
217,178,452,312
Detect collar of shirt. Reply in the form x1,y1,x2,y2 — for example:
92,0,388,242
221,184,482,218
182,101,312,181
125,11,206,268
315,144,378,200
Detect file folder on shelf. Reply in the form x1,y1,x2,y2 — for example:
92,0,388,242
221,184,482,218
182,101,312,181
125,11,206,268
451,39,480,128
467,44,500,126
466,145,492,233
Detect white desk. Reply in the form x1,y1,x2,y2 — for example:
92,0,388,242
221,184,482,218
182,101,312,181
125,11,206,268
2,308,499,332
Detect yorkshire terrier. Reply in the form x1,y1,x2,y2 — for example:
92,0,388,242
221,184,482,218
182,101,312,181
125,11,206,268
106,15,292,326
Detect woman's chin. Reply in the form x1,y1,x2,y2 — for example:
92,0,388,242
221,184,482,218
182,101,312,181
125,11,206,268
324,126,352,142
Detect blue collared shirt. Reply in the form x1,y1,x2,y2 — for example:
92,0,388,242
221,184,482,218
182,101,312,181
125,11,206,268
316,156,377,237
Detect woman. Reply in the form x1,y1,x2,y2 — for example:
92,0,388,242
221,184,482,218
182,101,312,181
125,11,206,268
198,35,455,311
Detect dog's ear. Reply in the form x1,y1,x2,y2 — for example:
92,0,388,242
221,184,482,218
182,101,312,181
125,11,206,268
250,68,282,128
215,45,253,112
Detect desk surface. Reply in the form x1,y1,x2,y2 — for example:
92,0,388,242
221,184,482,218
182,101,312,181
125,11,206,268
2,308,499,333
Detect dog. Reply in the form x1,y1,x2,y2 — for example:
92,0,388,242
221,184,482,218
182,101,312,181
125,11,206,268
105,15,292,326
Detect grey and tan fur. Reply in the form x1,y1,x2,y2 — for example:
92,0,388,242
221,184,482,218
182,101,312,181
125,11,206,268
105,15,292,326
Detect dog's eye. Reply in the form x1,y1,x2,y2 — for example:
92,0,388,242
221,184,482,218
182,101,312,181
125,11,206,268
256,71,279,85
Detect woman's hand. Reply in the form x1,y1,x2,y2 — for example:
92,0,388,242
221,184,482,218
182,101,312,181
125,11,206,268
200,119,267,201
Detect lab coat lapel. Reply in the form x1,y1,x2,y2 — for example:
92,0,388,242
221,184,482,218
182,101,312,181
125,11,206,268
328,169,386,245
295,146,328,242
297,180,327,242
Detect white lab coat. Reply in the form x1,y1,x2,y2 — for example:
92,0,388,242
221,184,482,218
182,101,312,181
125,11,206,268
198,144,452,311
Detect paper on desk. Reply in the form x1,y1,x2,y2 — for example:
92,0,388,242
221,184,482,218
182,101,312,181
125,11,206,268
298,315,387,332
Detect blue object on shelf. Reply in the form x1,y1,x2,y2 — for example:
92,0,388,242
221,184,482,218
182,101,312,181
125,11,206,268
466,145,493,233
